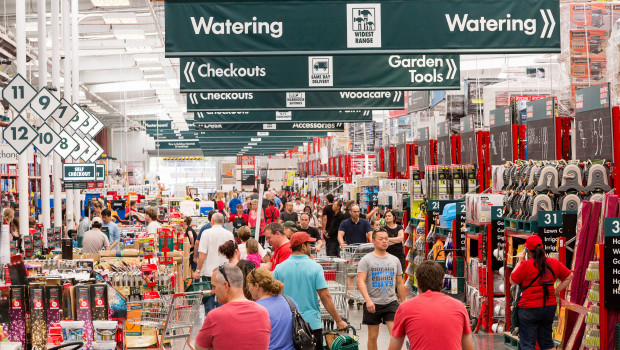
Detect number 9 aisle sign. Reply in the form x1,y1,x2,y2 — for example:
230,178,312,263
34,123,62,157
30,88,61,121
55,130,78,159
3,115,39,154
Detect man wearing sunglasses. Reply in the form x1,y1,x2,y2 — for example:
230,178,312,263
274,232,348,350
195,263,271,350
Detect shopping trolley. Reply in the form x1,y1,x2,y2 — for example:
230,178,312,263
341,243,374,310
315,257,349,329
126,291,210,350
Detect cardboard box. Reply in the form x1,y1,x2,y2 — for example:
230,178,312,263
569,30,610,56
570,3,612,30
571,56,607,81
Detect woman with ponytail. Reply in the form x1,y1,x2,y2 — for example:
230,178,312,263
510,235,574,350
247,268,296,350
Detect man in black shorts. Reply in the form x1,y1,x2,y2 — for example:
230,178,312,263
357,228,407,350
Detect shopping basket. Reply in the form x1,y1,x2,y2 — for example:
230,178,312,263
184,278,212,303
323,326,359,350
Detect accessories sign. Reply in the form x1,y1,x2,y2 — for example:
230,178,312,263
165,0,559,56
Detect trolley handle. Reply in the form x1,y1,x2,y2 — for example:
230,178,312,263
172,290,212,298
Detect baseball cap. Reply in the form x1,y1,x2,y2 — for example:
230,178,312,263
283,221,298,231
290,231,316,248
92,217,103,225
525,235,543,250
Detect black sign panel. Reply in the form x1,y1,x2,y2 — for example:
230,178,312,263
490,206,506,271
489,106,514,165
604,217,620,309
460,131,477,165
525,97,556,161
436,136,451,165
396,143,407,173
241,170,255,186
418,140,431,171
384,147,391,173
575,83,613,161
455,202,466,252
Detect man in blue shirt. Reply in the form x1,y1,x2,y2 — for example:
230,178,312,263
101,209,121,250
338,204,373,247
228,193,242,214
274,232,348,350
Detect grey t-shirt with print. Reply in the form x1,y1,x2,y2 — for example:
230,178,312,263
357,252,403,305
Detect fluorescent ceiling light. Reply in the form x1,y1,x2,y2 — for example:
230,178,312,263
25,22,40,32
134,55,160,63
143,74,165,80
114,29,145,40
91,0,131,7
102,12,137,24
126,46,152,53
156,89,175,95
244,146,252,149
139,65,163,71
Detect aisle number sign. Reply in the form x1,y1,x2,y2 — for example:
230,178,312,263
79,138,95,161
604,217,620,308
180,55,460,92
63,163,96,182
96,164,106,181
71,134,89,159
69,104,90,132
3,115,39,154
34,123,62,157
50,99,78,128
89,118,105,137
165,0,560,56
1,74,37,113
79,111,98,134
30,88,61,121
89,141,104,162
55,130,78,159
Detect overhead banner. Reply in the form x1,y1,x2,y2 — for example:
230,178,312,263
196,122,344,132
180,55,459,92
200,137,314,143
63,163,96,182
156,140,200,149
187,90,405,111
196,131,330,138
195,110,372,123
165,0,560,56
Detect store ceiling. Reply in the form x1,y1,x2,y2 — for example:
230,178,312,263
0,0,562,142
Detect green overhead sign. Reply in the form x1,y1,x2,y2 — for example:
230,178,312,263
156,141,200,149
148,132,197,139
63,163,96,182
165,0,559,56
195,110,372,123
199,137,313,143
196,122,344,132
196,131,330,138
145,120,172,130
96,164,106,181
187,90,405,111
180,55,459,91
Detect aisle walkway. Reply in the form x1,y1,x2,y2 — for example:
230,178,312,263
181,300,506,349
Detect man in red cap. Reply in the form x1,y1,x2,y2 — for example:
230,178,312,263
509,234,573,350
274,232,348,349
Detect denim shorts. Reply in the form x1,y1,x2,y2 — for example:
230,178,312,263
517,305,557,350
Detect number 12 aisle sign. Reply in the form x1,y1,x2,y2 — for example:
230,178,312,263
3,115,38,154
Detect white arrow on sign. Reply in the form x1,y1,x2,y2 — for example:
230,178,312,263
88,117,105,138
54,130,78,159
71,132,89,159
2,115,39,154
68,104,90,132
79,110,97,135
184,61,196,83
30,87,61,121
50,98,78,128
1,74,37,113
539,9,555,39
34,122,62,157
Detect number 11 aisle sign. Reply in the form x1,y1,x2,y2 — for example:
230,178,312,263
1,74,37,113
3,115,39,154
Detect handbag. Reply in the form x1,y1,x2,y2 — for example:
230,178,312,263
282,294,316,350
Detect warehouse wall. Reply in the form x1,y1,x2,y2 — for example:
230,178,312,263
110,131,153,168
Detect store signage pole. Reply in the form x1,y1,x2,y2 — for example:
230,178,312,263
62,0,74,230
71,0,81,228
51,0,62,234
15,0,29,239
38,0,51,238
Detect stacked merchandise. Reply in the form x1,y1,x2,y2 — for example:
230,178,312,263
425,165,476,200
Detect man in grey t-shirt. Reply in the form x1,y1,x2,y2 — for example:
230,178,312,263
357,228,407,350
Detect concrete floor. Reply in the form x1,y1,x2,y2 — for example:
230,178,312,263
178,300,507,350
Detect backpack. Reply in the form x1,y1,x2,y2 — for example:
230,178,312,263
282,294,316,350
267,207,279,224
